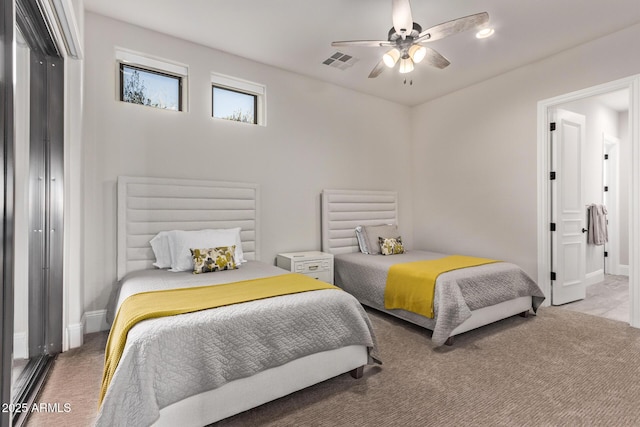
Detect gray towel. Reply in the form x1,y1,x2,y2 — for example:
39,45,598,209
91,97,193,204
587,204,608,246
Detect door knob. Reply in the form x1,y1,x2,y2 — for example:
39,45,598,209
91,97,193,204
581,228,588,233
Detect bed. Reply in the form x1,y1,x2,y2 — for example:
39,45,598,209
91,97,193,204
321,189,545,346
95,177,377,427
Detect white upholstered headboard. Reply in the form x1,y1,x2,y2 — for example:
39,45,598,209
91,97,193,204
117,176,260,280
321,189,398,255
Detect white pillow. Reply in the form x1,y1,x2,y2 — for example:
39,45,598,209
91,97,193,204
231,228,245,263
167,228,245,272
355,226,370,254
150,231,172,268
363,224,398,255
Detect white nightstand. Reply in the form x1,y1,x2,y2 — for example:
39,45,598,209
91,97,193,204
276,251,334,284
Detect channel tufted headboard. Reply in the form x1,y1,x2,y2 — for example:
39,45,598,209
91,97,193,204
321,189,398,255
117,176,260,280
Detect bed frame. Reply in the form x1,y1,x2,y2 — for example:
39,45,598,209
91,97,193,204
116,177,367,426
321,189,532,344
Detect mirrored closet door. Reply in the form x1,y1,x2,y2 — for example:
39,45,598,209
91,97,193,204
9,1,64,425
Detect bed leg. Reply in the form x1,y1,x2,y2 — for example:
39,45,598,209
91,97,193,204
444,336,454,346
519,310,530,318
350,366,364,379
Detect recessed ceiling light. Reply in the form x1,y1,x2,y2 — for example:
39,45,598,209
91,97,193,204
476,28,495,39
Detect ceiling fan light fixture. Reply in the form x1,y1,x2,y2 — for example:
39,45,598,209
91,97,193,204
398,57,414,74
408,45,427,64
383,48,400,68
476,28,495,39
330,3,489,79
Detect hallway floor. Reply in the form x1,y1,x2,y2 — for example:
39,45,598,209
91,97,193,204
559,274,629,323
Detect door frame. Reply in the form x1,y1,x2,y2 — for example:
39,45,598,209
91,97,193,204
537,74,640,328
603,134,622,276
0,0,14,425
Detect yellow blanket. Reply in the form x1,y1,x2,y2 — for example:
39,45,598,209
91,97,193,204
384,255,499,318
100,273,339,406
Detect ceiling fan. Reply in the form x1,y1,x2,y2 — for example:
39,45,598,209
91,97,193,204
331,0,490,78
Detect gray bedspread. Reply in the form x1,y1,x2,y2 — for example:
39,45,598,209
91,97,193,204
334,251,544,346
96,262,377,427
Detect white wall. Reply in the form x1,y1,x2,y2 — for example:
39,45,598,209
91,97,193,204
411,23,640,280
80,14,640,319
82,13,413,313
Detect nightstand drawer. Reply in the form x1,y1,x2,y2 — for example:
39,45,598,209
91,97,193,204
299,260,330,273
276,251,334,284
304,270,332,283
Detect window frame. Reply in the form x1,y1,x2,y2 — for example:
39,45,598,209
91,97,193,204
119,63,183,112
115,48,189,112
211,84,258,125
210,72,266,126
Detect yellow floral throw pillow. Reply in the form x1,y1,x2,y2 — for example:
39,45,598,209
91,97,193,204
190,245,237,274
378,237,405,255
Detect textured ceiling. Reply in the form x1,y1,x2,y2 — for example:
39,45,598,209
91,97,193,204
84,0,640,106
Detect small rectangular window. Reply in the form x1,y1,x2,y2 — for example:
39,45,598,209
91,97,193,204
211,73,266,125
116,48,188,112
212,86,257,124
120,64,182,111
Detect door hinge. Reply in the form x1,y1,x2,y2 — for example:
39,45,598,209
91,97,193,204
604,154,609,160
604,251,608,258
604,186,609,192
550,223,556,231
550,122,556,131
550,171,556,180
550,272,556,281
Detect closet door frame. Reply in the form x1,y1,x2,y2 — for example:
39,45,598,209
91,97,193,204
0,0,15,426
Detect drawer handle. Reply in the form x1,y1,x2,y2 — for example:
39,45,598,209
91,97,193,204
308,265,319,271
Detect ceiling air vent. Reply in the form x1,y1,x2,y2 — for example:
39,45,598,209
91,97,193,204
322,52,358,70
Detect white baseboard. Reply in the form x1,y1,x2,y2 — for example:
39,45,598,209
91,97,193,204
65,322,84,350
13,332,28,359
586,269,605,286
83,309,110,333
619,265,630,277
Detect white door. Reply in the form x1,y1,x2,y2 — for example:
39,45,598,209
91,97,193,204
551,109,587,305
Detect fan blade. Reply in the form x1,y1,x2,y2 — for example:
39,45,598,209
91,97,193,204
331,40,393,47
415,12,489,43
368,59,385,78
421,47,450,69
392,0,413,38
